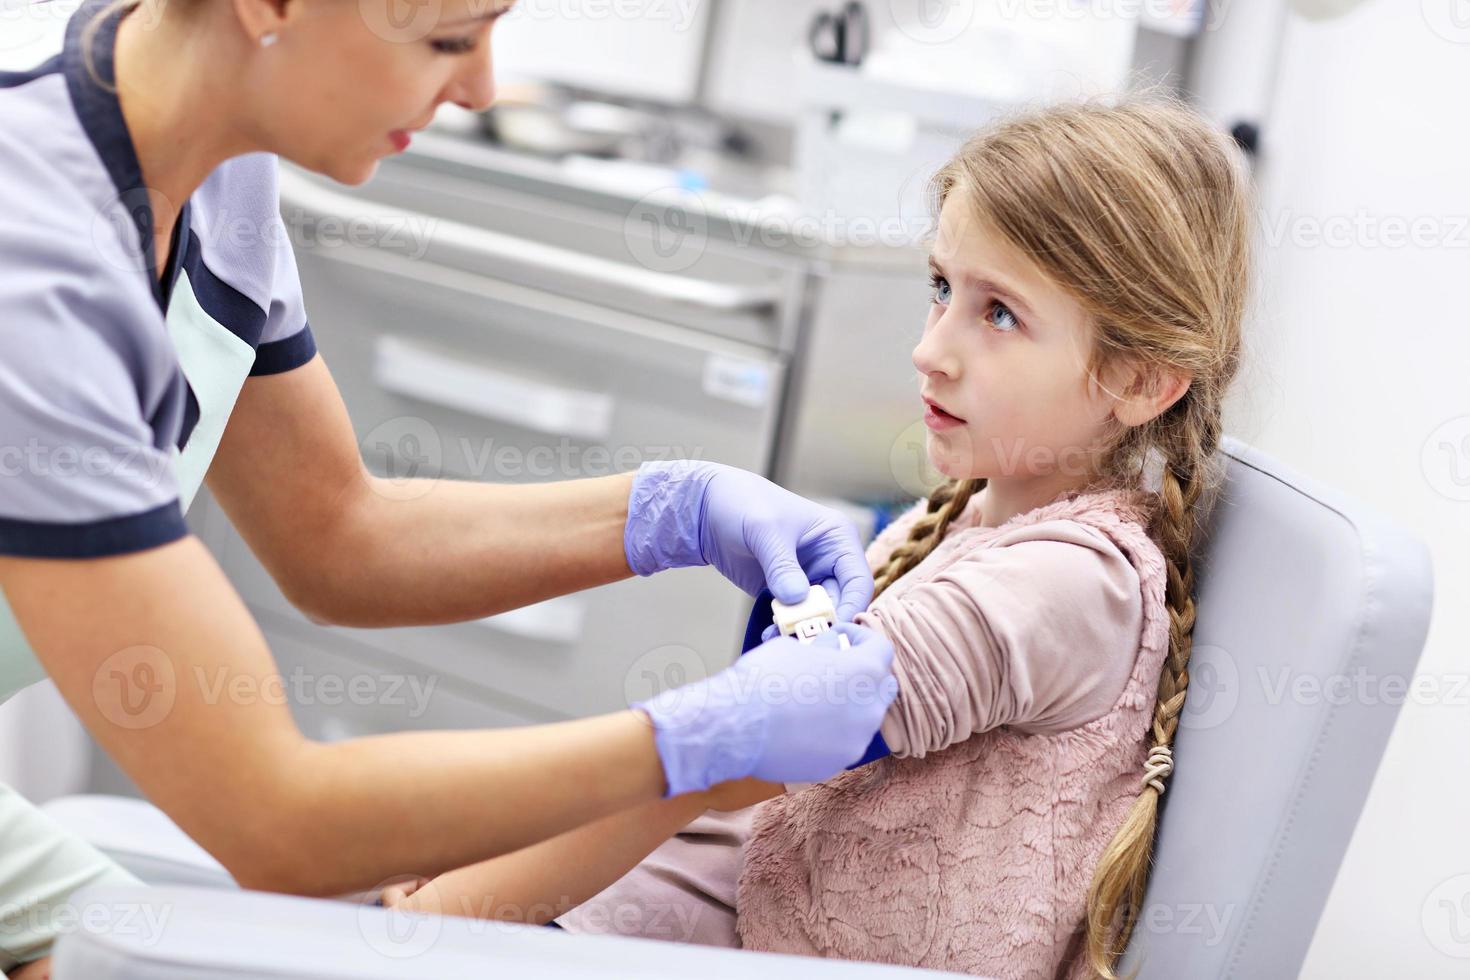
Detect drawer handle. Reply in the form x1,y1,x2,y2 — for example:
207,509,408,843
374,335,614,442
279,168,783,316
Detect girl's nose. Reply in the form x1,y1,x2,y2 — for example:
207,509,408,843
912,315,962,380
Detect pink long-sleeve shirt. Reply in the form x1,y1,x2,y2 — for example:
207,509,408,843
558,486,1168,978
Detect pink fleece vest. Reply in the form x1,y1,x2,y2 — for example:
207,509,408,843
735,488,1170,980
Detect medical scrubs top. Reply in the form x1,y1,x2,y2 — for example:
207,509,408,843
0,0,318,697
0,1,316,965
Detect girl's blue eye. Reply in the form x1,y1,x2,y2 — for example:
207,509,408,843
989,301,1020,332
431,36,478,54
928,273,951,307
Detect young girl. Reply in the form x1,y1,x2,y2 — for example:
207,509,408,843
383,94,1253,979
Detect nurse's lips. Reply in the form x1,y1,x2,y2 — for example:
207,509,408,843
923,395,966,430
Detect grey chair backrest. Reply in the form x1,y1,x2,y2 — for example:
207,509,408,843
1121,437,1434,978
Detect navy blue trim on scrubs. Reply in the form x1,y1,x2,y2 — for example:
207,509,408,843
0,54,63,89
63,0,170,311
165,206,203,451
62,0,206,454
251,327,318,376
180,229,268,346
0,501,189,560
177,389,201,454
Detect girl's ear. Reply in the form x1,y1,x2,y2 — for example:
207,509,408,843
1104,359,1192,428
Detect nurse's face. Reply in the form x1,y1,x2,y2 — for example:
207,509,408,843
250,0,511,184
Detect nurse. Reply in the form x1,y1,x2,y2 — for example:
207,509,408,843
0,0,896,973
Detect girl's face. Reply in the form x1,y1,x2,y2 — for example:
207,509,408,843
249,0,513,184
914,189,1122,486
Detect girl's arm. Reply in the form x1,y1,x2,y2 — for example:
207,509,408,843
859,522,1146,755
388,778,784,922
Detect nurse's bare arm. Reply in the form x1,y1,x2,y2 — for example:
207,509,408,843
206,355,637,628
0,542,672,898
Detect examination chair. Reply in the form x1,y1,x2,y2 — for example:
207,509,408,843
37,437,1433,979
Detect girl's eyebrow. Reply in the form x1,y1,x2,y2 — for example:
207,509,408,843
928,254,1037,319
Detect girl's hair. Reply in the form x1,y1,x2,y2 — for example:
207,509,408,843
871,92,1253,978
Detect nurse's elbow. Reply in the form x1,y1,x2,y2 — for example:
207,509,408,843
213,817,344,898
277,576,391,630
202,765,347,896
276,578,352,629
229,860,341,898
226,859,307,895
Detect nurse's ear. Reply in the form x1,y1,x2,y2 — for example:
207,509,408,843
1101,357,1192,428
230,0,294,47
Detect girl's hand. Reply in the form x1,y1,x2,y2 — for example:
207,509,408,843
378,875,432,909
703,777,784,812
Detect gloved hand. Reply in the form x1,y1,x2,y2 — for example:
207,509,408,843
633,622,897,796
623,460,875,623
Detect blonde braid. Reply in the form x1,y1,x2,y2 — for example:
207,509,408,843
1081,406,1221,979
871,478,987,601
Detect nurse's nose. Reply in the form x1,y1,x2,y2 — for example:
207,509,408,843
446,43,496,112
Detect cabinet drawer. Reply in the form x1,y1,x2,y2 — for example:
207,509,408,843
283,160,804,353
297,245,785,486
253,612,550,739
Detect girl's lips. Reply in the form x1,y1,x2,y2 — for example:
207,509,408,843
923,401,965,431
389,130,413,152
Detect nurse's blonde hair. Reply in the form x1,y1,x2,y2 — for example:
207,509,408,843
80,0,142,84
871,93,1253,977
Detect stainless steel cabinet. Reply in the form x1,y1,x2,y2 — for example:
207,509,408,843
189,156,809,735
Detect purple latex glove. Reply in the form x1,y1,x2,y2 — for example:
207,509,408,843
634,623,897,796
624,460,875,623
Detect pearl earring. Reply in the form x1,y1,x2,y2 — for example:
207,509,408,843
260,32,279,48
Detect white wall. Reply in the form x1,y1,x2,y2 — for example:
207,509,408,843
704,0,1145,123
1196,1,1470,974
0,0,72,70
491,0,713,103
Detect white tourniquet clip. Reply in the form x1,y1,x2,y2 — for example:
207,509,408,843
769,584,850,648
